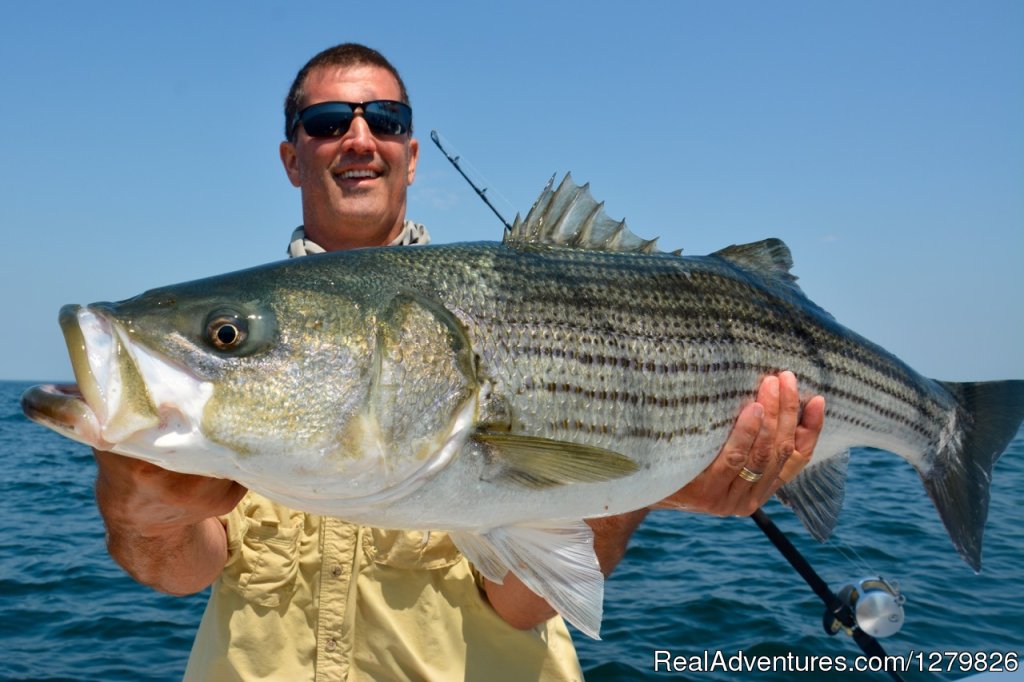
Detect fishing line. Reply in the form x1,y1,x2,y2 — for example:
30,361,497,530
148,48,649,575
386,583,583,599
430,130,516,232
826,532,882,579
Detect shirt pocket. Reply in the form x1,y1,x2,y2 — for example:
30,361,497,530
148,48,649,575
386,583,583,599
224,518,302,608
361,528,463,571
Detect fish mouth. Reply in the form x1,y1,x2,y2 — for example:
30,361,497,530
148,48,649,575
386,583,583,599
20,382,105,448
21,304,162,449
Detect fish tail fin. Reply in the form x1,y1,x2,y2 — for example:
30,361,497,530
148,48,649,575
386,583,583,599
926,380,1024,571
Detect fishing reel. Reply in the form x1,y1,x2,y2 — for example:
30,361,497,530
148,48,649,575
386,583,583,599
824,576,905,638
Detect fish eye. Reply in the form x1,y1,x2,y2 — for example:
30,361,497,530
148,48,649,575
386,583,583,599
206,313,248,351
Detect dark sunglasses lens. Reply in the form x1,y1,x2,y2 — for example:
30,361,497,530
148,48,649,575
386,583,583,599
363,101,412,135
298,101,411,138
300,104,356,137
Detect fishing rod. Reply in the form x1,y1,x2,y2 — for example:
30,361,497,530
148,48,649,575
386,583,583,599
430,131,514,232
752,508,906,681
432,130,907,679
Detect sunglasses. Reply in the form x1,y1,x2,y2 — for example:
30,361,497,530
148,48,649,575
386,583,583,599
291,100,413,139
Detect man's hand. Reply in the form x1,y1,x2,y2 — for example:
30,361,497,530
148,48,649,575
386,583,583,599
93,450,246,595
653,371,825,516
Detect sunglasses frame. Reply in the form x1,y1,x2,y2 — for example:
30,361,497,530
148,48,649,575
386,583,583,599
291,100,413,139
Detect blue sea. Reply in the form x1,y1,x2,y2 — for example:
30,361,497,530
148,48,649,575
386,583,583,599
2,379,1021,681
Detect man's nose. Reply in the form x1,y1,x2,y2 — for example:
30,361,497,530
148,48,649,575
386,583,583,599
340,114,376,154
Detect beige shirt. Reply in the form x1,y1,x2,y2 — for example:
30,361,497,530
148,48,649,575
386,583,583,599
182,225,583,681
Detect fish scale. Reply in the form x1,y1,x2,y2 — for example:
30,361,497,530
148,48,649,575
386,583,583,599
20,174,1024,639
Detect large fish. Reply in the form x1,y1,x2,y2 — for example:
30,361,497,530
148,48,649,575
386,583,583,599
22,176,1024,638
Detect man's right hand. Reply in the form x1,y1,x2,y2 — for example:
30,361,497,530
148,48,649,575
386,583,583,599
93,450,247,595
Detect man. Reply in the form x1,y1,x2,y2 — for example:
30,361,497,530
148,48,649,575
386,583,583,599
93,44,825,680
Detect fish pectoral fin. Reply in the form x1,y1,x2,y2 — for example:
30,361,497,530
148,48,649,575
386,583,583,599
776,450,850,541
450,521,605,639
475,432,638,489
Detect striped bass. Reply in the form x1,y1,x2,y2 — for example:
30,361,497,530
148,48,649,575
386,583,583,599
21,175,1024,638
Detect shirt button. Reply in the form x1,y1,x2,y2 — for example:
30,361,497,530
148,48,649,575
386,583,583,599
326,638,337,651
331,565,342,578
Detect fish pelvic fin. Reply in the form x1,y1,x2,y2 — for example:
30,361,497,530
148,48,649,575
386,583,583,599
505,174,667,255
926,380,1024,571
776,450,850,541
450,521,605,639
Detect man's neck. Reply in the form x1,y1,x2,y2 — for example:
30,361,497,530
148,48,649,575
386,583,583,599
303,219,405,251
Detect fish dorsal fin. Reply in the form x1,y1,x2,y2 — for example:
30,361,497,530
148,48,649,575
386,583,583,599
711,238,837,321
712,237,839,323
505,173,662,254
712,238,797,283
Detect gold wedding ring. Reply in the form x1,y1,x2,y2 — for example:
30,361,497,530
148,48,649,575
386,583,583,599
738,467,763,483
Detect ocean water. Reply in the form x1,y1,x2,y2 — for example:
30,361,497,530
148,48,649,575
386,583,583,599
2,379,1021,681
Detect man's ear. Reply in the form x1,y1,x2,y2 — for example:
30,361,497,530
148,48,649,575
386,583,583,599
406,137,419,185
280,141,302,187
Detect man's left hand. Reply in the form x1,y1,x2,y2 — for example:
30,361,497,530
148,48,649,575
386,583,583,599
652,371,825,516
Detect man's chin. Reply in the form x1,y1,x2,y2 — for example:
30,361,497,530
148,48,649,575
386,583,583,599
308,205,403,249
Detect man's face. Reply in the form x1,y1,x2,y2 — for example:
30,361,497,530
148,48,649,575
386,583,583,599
280,64,419,250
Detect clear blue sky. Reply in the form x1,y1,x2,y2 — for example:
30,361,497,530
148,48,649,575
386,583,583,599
1,1,1021,382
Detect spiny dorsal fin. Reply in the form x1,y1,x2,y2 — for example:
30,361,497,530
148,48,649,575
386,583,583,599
505,173,669,254
712,238,796,283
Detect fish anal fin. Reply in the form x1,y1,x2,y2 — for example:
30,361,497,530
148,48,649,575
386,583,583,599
449,530,508,584
450,522,605,639
475,432,638,489
776,450,850,541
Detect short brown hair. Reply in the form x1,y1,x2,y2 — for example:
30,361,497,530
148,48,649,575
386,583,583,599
284,43,411,142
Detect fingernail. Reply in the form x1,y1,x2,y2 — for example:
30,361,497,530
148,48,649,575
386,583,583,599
750,404,764,419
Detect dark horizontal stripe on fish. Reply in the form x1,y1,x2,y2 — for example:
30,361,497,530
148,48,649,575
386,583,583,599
543,416,736,442
511,345,766,377
487,320,806,365
481,298,834,354
532,379,749,410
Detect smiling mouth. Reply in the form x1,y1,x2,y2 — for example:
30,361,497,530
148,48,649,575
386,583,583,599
336,169,380,180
